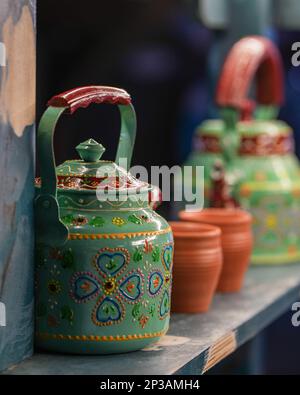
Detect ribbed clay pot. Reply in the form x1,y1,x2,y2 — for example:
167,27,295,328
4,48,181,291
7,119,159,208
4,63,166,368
170,221,222,313
179,209,253,292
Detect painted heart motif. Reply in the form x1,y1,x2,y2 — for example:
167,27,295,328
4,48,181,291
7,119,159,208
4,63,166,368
72,274,100,302
94,297,122,324
97,251,127,277
159,290,170,318
149,271,163,296
119,273,142,301
162,244,173,270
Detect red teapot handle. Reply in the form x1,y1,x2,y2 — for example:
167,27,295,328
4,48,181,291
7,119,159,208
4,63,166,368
48,86,132,114
216,36,284,118
39,84,136,194
35,86,136,246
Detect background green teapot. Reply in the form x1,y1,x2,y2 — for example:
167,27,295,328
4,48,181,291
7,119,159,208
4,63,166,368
185,36,300,265
35,86,173,354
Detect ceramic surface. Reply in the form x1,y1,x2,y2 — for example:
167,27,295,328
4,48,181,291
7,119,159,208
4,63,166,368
184,36,300,264
179,209,253,292
35,86,173,354
170,221,222,313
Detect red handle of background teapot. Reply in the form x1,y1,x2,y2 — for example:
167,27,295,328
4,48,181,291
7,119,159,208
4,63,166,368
48,86,132,114
216,36,284,118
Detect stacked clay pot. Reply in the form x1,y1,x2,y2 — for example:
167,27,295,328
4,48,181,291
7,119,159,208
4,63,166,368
170,221,223,313
179,209,253,292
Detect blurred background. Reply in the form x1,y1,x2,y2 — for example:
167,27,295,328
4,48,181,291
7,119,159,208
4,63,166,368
37,0,300,374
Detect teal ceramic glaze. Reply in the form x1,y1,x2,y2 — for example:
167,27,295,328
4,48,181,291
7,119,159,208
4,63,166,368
34,86,173,354
185,36,300,265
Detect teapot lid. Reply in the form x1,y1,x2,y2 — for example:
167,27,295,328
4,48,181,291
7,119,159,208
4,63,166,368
36,138,150,194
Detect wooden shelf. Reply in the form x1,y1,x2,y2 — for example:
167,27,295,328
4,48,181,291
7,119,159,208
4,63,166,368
4,264,300,375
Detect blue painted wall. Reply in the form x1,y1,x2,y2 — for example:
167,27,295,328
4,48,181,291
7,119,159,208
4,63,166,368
0,0,35,372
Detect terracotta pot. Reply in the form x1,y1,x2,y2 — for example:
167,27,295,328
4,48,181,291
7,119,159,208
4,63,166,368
169,221,222,313
179,208,253,292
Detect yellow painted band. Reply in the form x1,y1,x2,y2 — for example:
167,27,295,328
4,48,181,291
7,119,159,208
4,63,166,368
36,330,166,342
239,182,300,192
205,180,300,193
68,227,172,240
251,252,300,265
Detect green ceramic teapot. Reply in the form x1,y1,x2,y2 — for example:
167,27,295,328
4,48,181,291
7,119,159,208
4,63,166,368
185,36,300,265
35,86,173,354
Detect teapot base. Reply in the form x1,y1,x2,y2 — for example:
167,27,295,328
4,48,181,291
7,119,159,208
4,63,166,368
35,330,167,355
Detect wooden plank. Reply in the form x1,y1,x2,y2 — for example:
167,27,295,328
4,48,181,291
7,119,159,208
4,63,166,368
4,265,300,375
0,0,36,372
202,331,237,373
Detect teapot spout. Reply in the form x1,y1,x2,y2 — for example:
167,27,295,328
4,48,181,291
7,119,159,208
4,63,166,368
149,185,162,210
